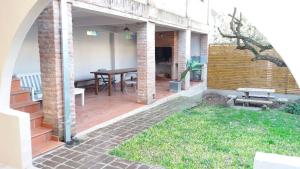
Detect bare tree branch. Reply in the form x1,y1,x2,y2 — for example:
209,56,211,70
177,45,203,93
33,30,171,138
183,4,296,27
218,8,287,67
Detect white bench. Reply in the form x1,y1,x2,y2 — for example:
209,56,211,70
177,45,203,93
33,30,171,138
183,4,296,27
236,88,275,107
235,98,273,106
237,88,275,99
16,72,85,106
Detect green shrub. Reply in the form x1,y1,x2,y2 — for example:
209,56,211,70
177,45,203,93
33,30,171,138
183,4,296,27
285,99,300,115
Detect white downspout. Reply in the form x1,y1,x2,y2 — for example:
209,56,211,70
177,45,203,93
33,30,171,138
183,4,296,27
60,0,72,144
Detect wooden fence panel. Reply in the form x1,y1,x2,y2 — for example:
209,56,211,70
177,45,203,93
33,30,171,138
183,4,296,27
208,45,300,94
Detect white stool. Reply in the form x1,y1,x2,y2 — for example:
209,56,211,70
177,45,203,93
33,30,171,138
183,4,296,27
74,88,85,106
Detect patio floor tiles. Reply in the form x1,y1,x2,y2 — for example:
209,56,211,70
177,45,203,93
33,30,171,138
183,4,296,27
75,79,175,133
34,94,201,169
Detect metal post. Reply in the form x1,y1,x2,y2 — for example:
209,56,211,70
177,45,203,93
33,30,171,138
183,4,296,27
60,0,72,144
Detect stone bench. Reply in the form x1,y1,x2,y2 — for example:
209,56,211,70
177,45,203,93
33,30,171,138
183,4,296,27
235,98,273,106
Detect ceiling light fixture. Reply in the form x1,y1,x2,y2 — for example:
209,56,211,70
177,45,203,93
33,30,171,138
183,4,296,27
124,26,132,40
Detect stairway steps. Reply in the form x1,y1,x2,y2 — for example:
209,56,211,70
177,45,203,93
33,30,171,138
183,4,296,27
10,77,64,157
31,127,52,146
11,101,41,113
11,78,21,92
10,90,31,105
30,112,43,129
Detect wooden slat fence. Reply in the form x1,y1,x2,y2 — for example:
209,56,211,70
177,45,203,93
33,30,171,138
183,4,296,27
208,45,300,94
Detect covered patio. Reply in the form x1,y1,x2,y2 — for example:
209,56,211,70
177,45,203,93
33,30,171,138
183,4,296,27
76,78,173,132
71,7,203,133
8,1,207,157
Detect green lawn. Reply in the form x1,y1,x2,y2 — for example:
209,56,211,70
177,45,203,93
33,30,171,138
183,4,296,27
110,106,300,169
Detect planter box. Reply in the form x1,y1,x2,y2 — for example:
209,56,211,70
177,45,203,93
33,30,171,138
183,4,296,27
169,81,181,93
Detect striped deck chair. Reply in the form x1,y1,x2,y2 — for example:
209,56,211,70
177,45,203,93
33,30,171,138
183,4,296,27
16,72,43,101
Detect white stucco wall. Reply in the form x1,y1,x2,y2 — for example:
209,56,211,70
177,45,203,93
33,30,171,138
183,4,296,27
0,110,32,169
152,0,187,17
151,0,209,24
13,25,138,81
133,0,147,4
114,33,137,69
14,24,40,75
73,26,112,80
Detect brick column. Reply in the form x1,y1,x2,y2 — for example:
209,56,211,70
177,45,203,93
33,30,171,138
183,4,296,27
137,22,156,104
38,0,76,139
200,34,208,89
178,29,191,90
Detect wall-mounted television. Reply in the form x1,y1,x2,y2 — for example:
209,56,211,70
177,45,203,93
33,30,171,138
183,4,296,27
155,47,172,63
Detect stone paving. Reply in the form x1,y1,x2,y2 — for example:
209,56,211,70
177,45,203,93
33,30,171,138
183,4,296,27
33,95,201,169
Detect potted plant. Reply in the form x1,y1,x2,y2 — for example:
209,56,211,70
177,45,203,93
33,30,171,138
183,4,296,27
169,60,203,93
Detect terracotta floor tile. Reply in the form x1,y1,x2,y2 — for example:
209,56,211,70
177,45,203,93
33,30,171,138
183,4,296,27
75,79,178,133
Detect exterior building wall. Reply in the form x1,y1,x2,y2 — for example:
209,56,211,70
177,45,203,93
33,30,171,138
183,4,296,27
73,0,209,33
178,29,191,89
38,0,76,138
150,0,187,17
200,34,208,87
137,22,156,104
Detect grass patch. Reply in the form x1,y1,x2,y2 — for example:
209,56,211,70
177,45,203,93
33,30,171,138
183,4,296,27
110,106,300,168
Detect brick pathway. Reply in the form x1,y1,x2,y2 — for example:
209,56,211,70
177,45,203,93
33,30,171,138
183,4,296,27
33,95,201,169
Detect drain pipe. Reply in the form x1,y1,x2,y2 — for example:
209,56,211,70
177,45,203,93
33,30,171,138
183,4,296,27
60,0,72,144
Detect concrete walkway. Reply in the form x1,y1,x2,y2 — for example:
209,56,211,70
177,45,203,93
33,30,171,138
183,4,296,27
33,94,202,169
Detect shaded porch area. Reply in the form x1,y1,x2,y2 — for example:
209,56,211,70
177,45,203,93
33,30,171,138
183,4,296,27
75,78,174,133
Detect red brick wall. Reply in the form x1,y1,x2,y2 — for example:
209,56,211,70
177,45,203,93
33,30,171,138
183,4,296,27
137,22,156,104
38,0,76,139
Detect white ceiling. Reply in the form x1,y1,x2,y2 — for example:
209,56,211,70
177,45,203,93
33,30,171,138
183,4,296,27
72,7,183,32
72,7,138,27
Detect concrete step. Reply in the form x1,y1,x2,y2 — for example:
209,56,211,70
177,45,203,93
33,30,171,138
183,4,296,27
11,78,21,92
11,101,41,113
31,127,53,146
31,126,64,157
30,112,43,129
10,90,31,105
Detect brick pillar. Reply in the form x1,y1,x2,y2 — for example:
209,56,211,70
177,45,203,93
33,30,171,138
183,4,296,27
137,22,156,104
38,0,76,139
178,29,191,90
200,34,208,89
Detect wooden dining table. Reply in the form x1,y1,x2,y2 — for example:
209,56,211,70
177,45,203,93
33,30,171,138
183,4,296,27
90,68,137,96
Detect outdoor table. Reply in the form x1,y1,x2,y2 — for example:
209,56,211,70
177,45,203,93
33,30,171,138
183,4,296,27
90,68,137,96
237,88,275,99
